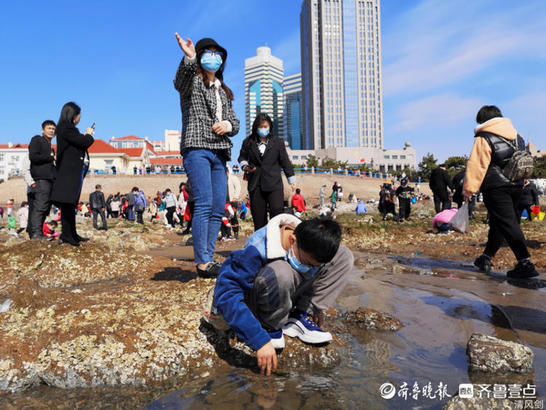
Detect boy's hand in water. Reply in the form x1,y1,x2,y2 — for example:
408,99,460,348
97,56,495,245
256,341,277,376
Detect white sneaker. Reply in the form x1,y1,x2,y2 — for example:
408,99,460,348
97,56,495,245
282,312,332,344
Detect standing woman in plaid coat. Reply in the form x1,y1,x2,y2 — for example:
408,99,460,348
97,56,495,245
174,33,240,278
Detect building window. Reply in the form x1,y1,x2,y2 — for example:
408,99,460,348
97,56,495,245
384,155,390,159
400,155,406,159
392,155,398,159
0,153,4,161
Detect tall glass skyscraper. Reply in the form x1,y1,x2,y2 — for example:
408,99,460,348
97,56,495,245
244,46,284,137
283,73,303,150
300,0,383,150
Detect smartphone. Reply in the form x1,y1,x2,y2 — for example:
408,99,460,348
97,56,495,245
91,122,96,129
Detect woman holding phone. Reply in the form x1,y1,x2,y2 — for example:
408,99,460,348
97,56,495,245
174,33,239,278
239,113,296,231
50,102,94,246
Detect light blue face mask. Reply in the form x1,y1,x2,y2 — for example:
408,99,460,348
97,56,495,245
201,52,223,73
257,128,270,138
287,246,322,280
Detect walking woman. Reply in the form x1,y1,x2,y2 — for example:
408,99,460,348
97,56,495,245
50,102,94,246
239,113,295,231
174,33,239,278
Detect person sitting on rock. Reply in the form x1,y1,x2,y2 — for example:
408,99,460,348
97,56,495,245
206,214,353,376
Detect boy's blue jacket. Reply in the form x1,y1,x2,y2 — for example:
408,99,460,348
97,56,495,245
213,214,301,351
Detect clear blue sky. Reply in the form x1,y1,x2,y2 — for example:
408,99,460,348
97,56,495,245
1,0,545,163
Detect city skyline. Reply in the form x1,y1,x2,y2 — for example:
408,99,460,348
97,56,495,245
0,0,544,163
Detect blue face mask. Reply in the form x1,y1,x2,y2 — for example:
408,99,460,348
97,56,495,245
257,128,270,138
287,246,322,280
201,52,223,73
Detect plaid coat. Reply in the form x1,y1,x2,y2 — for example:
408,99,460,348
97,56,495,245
174,57,239,160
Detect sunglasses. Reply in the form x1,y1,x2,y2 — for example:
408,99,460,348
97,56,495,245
203,49,222,57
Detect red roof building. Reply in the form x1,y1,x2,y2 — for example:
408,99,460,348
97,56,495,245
110,135,155,153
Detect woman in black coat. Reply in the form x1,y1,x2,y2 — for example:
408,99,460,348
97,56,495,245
238,113,296,231
50,102,94,246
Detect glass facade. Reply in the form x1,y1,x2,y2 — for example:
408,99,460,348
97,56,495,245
300,0,383,151
342,0,359,147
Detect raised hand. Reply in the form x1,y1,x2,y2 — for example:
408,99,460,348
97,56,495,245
175,33,195,58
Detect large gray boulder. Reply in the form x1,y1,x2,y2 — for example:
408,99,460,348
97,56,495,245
467,334,533,373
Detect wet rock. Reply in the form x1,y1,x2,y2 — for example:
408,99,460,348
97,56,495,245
343,307,403,331
444,395,516,409
199,320,344,372
467,334,534,373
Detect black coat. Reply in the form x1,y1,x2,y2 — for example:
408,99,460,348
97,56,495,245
429,167,453,200
238,135,294,193
29,135,56,181
50,123,94,205
519,182,539,207
89,190,106,210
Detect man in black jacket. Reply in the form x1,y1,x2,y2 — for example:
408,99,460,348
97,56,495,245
429,164,454,213
89,184,107,230
517,179,539,222
28,120,56,239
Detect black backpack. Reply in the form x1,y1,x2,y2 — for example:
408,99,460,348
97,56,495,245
502,138,534,181
477,132,534,181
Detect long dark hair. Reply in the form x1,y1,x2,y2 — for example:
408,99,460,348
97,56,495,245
196,48,234,101
58,102,81,127
251,113,274,139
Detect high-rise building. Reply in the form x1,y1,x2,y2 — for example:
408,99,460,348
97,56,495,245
300,0,383,150
244,46,284,137
283,73,303,150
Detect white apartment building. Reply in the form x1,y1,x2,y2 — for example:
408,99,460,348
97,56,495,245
244,46,285,137
0,143,29,181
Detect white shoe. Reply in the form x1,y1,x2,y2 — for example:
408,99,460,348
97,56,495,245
282,312,332,344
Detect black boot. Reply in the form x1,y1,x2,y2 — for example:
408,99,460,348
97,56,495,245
507,259,539,279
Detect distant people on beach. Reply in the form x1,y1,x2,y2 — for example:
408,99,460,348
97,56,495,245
517,179,539,222
16,202,29,235
379,183,397,221
291,188,306,217
429,164,454,213
239,113,295,231
395,178,414,222
174,33,239,278
133,187,147,224
28,120,56,239
89,184,107,230
50,102,94,246
464,105,538,279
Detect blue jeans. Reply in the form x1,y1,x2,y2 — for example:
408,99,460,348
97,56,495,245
183,149,227,264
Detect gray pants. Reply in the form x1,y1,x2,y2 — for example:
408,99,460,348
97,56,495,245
92,209,107,230
29,179,52,237
247,245,353,331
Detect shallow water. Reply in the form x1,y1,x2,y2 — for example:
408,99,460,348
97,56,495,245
2,251,544,409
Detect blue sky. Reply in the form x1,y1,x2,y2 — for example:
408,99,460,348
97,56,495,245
0,0,545,162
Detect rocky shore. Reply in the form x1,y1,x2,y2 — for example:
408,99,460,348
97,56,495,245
1,205,544,405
